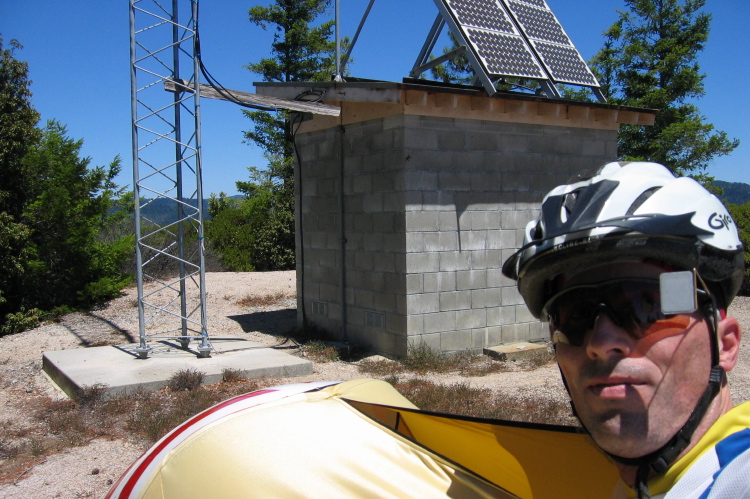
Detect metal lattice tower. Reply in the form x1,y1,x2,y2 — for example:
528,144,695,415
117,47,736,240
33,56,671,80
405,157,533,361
129,0,211,358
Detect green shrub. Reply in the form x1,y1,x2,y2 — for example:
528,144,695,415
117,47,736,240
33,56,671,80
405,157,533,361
727,202,750,296
0,308,43,335
205,185,295,272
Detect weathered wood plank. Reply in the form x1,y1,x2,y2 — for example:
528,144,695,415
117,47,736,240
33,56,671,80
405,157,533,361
164,79,341,116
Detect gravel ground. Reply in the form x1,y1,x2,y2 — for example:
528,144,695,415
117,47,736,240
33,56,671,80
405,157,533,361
0,270,748,498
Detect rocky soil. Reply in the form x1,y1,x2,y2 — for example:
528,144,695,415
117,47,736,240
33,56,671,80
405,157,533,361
1,271,749,498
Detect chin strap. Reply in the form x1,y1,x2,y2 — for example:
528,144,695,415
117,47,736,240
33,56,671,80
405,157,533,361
618,293,726,499
562,294,725,499
607,365,723,499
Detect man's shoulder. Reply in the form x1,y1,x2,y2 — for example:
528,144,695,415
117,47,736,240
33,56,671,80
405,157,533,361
714,426,750,465
666,426,750,498
705,431,750,498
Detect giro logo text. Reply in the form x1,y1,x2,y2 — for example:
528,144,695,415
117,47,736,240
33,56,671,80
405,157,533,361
708,212,734,230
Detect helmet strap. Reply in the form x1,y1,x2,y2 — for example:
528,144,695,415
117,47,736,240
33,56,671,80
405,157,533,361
561,293,724,499
606,295,724,498
608,364,723,498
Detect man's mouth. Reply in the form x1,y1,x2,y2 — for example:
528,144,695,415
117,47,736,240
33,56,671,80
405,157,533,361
588,377,645,399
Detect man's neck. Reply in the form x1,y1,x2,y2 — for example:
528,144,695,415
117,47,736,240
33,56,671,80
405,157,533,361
613,388,734,487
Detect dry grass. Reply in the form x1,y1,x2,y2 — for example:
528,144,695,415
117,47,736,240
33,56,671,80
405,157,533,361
357,357,406,376
167,368,204,391
0,347,563,485
0,370,268,484
221,367,244,383
357,345,567,424
358,342,554,377
235,291,294,308
300,340,341,363
390,378,575,425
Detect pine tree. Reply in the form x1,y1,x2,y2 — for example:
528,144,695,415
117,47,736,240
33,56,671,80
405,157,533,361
430,31,474,85
244,0,336,185
0,37,132,334
207,0,336,271
0,37,40,219
0,37,40,328
591,0,738,176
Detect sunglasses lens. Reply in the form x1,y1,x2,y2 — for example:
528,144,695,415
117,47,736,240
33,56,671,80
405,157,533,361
546,280,688,347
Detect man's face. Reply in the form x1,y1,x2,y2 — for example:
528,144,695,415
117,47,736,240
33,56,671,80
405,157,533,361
552,263,712,458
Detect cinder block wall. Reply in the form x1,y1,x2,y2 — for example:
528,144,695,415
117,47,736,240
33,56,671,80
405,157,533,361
402,115,614,355
294,113,617,358
294,117,408,356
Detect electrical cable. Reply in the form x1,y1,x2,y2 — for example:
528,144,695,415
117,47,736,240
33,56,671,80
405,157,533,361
288,111,309,333
294,89,326,103
496,78,539,95
192,5,276,112
191,2,332,339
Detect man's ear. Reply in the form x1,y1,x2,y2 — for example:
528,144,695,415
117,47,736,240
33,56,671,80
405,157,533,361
718,317,741,372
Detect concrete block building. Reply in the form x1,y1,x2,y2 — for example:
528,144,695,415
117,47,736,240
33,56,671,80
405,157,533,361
256,80,655,359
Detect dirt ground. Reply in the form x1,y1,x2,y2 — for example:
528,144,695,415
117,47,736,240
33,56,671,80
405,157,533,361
1,271,749,498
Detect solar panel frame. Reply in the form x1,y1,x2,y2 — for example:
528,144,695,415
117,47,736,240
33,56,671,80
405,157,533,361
438,0,548,81
501,0,600,87
429,0,601,95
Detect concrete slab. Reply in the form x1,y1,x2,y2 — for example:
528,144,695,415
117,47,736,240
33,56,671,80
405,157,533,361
483,342,550,362
43,339,313,399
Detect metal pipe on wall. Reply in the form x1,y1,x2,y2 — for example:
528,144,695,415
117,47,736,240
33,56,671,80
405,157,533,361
338,124,347,342
334,0,342,81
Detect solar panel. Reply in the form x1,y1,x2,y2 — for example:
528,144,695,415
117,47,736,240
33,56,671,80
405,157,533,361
534,42,599,86
467,29,546,78
426,0,602,98
507,1,568,44
447,0,514,32
442,0,547,80
503,0,599,86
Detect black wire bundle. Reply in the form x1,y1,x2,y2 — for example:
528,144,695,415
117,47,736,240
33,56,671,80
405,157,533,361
192,7,275,112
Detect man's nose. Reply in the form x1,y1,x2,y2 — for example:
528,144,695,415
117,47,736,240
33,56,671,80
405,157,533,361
585,306,634,359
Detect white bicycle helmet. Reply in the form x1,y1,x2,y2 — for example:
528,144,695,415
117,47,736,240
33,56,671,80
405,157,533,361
502,161,745,498
502,161,744,318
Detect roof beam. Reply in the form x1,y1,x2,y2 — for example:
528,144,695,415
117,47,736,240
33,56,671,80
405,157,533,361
164,79,341,116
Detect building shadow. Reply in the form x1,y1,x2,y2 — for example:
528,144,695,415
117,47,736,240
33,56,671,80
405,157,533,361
227,309,297,338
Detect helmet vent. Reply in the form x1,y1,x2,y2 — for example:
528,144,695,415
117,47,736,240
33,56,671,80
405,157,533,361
626,187,661,216
532,221,544,240
561,191,579,223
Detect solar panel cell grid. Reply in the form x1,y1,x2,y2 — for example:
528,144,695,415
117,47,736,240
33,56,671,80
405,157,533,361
469,29,546,78
431,0,601,92
535,42,599,85
446,0,515,33
510,0,547,8
508,1,570,45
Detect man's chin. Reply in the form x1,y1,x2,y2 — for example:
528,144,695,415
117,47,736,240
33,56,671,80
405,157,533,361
584,411,653,458
594,437,652,460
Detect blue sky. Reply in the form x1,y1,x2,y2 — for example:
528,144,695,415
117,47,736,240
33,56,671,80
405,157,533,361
1,0,748,196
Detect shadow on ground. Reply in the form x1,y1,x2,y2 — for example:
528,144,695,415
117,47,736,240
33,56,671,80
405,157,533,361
59,311,137,347
227,309,296,337
227,308,369,360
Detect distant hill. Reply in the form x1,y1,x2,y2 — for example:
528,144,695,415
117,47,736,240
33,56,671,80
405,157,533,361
120,195,242,226
139,198,211,226
715,180,750,206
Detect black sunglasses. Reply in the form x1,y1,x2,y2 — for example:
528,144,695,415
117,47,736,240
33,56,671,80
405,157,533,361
544,278,708,347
